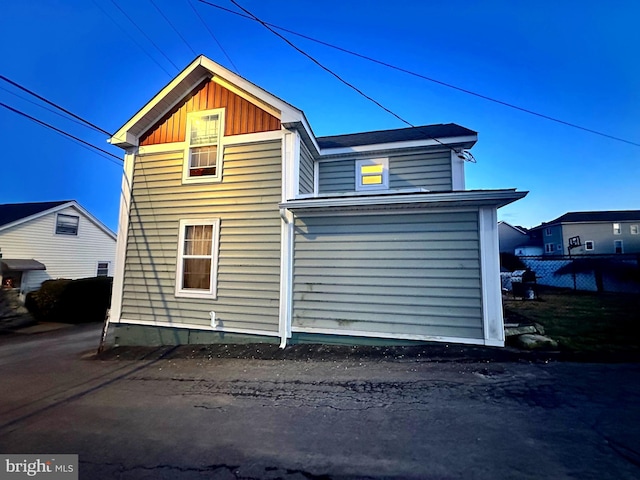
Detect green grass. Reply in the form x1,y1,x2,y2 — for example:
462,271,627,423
503,287,640,353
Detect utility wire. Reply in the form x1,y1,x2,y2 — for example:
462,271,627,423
92,0,174,78
148,0,197,56
106,0,180,71
229,0,469,156
0,85,98,133
0,102,122,165
186,0,240,73
229,0,414,129
199,0,640,148
0,75,111,136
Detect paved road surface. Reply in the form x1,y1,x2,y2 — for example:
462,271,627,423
0,324,639,479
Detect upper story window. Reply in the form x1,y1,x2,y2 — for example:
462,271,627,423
175,218,220,299
585,240,594,251
55,214,79,236
355,158,389,192
544,227,552,236
183,108,225,183
631,225,638,235
545,243,555,253
613,223,621,235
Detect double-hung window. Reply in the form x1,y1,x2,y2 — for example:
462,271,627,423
355,158,389,191
613,223,621,235
175,219,220,299
183,108,224,183
56,214,79,235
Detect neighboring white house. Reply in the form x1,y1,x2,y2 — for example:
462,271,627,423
0,200,116,297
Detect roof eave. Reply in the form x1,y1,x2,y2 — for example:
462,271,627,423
280,189,527,212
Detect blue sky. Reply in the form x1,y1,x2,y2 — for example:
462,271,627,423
1,0,638,232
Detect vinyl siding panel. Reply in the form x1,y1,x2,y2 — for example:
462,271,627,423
292,211,483,340
318,150,453,194
121,140,282,333
0,206,116,292
140,80,280,145
299,142,314,194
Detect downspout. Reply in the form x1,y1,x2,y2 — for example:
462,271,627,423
279,207,294,349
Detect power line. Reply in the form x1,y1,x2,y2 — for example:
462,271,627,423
229,1,414,129
0,85,97,133
0,75,111,136
229,0,469,156
0,102,122,166
198,0,640,148
91,0,175,78
148,0,197,56
186,0,240,74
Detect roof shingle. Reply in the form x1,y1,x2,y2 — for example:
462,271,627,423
0,201,71,228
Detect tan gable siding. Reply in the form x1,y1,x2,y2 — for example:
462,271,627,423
121,140,282,332
292,210,483,340
140,80,281,145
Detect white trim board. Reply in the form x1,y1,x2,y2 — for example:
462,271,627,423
115,317,280,338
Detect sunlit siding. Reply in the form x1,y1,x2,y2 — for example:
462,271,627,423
121,140,282,333
318,150,453,194
140,80,281,145
299,142,314,195
0,206,116,292
292,210,483,340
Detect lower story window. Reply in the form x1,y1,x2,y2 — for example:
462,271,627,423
614,240,624,254
96,262,110,276
175,218,220,299
584,240,594,251
545,243,555,253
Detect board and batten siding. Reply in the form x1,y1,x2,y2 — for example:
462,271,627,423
0,206,116,292
292,210,483,340
121,140,282,333
140,80,281,146
318,150,453,194
299,142,314,195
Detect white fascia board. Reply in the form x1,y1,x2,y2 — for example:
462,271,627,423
479,207,504,344
115,317,280,338
318,135,477,158
281,190,527,211
291,326,499,347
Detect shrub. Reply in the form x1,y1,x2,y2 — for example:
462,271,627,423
25,276,112,323
500,252,526,272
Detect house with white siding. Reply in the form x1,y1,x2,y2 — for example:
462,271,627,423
0,201,116,298
108,55,526,348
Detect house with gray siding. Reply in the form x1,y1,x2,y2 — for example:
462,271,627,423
108,55,526,348
0,200,116,298
530,211,640,256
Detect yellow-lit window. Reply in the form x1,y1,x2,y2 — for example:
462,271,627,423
183,108,225,183
356,158,388,191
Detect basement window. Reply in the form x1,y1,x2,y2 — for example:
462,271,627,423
183,108,225,183
355,158,389,191
585,241,594,251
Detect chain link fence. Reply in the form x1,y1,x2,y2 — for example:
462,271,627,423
501,254,640,295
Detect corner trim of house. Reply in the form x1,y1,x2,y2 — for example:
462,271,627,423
109,149,136,324
478,206,505,344
291,326,491,346
115,318,280,338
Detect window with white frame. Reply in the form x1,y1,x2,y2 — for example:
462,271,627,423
544,227,552,236
613,223,621,235
585,240,594,251
96,262,110,276
175,219,220,298
183,108,225,183
614,240,623,254
355,158,389,191
545,243,555,253
631,225,639,235
55,214,79,235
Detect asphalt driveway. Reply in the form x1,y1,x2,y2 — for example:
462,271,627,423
0,324,639,479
